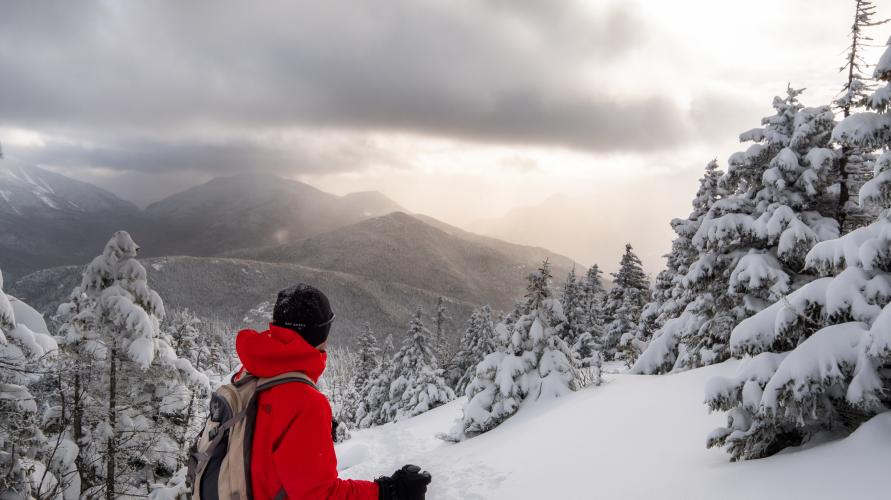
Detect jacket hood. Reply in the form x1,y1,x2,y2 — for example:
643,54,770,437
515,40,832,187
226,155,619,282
235,324,327,382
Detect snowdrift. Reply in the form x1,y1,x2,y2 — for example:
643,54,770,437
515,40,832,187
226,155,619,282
337,361,891,499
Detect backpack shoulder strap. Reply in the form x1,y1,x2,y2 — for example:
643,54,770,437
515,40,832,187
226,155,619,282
256,371,318,392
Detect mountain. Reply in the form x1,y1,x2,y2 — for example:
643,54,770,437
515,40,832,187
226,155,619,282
0,162,151,280
10,255,480,347
230,212,578,311
0,166,406,277
12,212,579,347
144,173,405,256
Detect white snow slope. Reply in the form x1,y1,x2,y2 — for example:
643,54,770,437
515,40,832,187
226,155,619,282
337,360,891,500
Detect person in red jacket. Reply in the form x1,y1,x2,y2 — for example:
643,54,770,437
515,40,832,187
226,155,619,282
235,284,432,500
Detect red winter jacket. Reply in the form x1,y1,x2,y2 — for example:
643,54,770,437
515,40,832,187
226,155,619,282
235,325,379,500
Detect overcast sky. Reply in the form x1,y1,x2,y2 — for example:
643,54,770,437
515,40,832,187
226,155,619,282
1,0,887,272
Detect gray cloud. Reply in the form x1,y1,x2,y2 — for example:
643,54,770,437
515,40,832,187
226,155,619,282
14,134,409,177
0,0,700,166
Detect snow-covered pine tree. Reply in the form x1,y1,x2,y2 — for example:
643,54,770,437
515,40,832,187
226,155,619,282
343,323,380,425
0,269,61,499
634,87,841,374
706,38,891,462
446,261,579,440
55,231,206,498
559,268,601,382
638,161,723,345
835,0,888,231
445,308,480,390
448,305,499,395
632,161,726,373
559,268,584,352
432,297,454,365
353,323,380,396
381,333,395,361
575,265,606,365
355,330,397,428
163,309,213,463
602,244,650,361
386,307,454,421
355,363,392,429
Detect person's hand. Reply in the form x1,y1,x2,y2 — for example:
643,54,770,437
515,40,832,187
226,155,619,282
375,464,432,500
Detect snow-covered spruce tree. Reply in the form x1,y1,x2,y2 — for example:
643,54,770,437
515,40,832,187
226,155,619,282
353,323,380,397
0,269,61,499
602,244,650,361
835,0,888,232
632,161,726,374
342,323,379,425
380,333,395,361
559,268,601,382
55,231,206,498
559,268,585,353
633,87,841,374
386,307,454,421
448,305,499,395
706,44,891,460
161,309,213,466
445,261,579,441
355,362,392,429
432,297,454,366
576,265,606,364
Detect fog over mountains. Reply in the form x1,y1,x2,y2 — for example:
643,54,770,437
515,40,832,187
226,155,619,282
2,162,578,345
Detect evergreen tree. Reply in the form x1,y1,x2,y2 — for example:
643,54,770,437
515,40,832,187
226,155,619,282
432,297,454,366
835,0,888,231
446,261,578,440
353,323,380,394
634,87,841,374
0,269,61,499
387,308,454,421
633,161,725,373
448,305,498,395
560,268,601,381
380,333,395,361
344,323,380,425
707,39,891,461
355,363,392,429
602,244,650,361
163,309,213,462
55,231,206,498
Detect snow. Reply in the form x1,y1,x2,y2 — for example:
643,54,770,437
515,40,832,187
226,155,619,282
760,322,867,410
832,112,891,148
875,38,891,79
338,362,891,499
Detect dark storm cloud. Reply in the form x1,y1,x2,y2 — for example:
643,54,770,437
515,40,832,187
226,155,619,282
0,0,703,175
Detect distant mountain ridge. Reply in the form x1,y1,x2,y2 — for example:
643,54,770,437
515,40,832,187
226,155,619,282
143,172,406,256
230,211,577,310
3,164,581,346
0,165,405,278
0,162,150,279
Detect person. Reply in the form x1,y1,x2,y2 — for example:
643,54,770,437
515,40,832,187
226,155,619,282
234,283,432,500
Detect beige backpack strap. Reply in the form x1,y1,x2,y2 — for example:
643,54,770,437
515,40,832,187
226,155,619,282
256,371,317,392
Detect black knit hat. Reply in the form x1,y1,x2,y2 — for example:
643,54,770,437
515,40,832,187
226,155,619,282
272,283,335,347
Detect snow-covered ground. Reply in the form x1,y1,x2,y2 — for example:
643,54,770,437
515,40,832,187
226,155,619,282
337,360,891,499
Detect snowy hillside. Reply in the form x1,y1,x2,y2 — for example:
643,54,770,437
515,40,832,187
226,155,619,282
336,361,891,500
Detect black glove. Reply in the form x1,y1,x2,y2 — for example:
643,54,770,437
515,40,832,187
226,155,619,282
376,464,432,500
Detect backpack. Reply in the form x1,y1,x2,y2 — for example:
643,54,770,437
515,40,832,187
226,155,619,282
187,371,316,500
